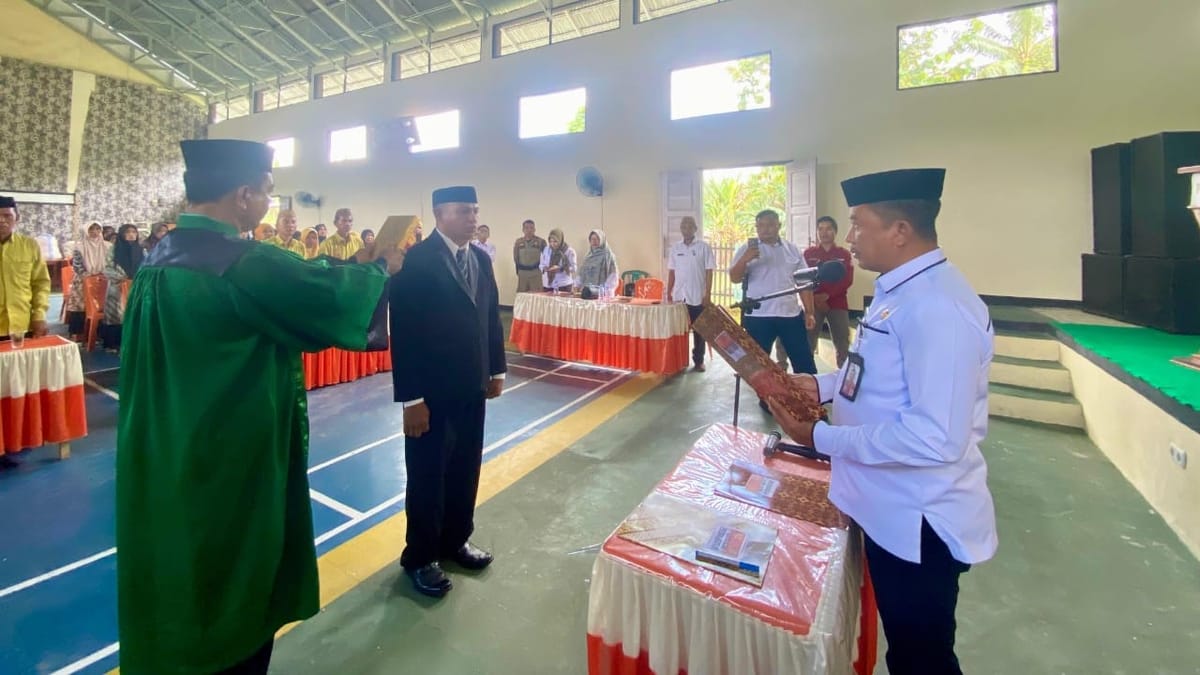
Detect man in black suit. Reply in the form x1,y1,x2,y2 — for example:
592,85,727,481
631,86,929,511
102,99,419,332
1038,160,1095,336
389,185,506,598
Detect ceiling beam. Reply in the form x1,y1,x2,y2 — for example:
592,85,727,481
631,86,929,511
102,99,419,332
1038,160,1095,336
369,0,431,50
186,0,296,72
310,0,373,49
139,0,264,83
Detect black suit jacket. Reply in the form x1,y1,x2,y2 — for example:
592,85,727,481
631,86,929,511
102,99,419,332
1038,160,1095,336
389,234,506,403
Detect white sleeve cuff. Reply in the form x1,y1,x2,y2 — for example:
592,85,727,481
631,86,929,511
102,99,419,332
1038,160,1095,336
492,373,505,380
402,398,425,408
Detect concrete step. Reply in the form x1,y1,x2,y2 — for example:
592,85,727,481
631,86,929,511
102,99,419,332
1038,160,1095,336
989,382,1084,429
995,331,1059,362
990,354,1073,394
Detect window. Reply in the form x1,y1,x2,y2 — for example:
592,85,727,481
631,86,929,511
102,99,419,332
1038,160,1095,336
267,138,295,169
393,32,482,80
211,96,251,123
670,53,770,120
898,2,1058,90
330,126,367,163
637,0,722,23
319,72,345,98
345,60,384,92
255,88,279,113
278,79,309,108
410,110,460,154
494,0,619,57
520,88,587,139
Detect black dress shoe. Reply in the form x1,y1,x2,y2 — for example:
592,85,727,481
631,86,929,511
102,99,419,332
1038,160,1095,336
449,542,493,570
406,563,452,598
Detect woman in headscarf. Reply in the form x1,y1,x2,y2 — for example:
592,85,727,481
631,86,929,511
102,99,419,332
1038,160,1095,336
64,222,112,340
101,224,146,351
254,223,276,241
300,228,320,259
539,228,576,293
361,229,376,249
144,222,169,251
577,229,620,297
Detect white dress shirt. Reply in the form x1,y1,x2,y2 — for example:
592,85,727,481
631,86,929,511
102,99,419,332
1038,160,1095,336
730,239,806,318
472,239,497,262
811,248,997,565
539,245,577,290
402,228,504,409
668,239,716,305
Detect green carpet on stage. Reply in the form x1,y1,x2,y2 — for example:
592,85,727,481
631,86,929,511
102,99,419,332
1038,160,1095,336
1056,323,1200,413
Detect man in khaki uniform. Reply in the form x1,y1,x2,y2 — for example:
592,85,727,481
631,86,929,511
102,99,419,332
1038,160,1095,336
513,219,546,295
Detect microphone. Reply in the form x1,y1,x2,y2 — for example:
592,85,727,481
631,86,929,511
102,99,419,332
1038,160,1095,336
792,259,846,284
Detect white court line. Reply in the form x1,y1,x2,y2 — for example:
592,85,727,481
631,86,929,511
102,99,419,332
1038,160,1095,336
84,378,119,401
50,641,119,675
0,548,117,600
307,432,403,474
507,363,611,384
310,490,365,519
83,366,120,376
506,351,634,376
502,363,571,394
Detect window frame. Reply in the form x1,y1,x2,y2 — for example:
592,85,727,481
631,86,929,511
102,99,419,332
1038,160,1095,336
896,0,1060,91
634,0,724,24
409,110,462,155
518,87,589,140
492,0,620,58
267,137,296,169
329,125,368,164
668,51,773,122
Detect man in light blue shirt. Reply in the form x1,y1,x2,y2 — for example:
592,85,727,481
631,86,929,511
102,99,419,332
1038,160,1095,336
769,168,997,675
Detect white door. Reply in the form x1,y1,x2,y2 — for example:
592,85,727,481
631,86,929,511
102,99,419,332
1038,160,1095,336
788,159,817,250
660,170,703,278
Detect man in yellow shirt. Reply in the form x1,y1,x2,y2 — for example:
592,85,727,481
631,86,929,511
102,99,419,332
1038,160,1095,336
266,209,306,258
0,196,51,340
317,207,362,260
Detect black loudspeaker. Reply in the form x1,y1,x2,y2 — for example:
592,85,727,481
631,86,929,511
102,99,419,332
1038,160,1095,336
1081,253,1126,320
1123,256,1200,334
1130,132,1200,258
1091,143,1132,255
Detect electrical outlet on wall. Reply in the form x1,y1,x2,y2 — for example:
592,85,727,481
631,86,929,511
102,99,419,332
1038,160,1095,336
1169,443,1188,469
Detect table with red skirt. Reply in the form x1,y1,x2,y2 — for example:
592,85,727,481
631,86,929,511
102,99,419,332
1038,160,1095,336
510,292,690,375
0,336,88,459
587,424,878,675
301,347,392,391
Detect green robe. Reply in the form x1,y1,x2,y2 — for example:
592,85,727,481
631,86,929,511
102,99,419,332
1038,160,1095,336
115,213,387,673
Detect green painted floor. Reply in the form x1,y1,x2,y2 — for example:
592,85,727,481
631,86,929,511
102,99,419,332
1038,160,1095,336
269,354,1200,674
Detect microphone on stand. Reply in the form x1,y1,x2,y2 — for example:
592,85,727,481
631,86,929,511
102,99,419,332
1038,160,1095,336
792,259,847,285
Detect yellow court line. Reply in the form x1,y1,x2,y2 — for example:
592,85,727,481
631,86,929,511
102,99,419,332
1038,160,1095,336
107,372,659,673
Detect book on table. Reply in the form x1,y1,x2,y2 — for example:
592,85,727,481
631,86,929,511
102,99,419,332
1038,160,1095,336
716,460,849,529
615,491,777,586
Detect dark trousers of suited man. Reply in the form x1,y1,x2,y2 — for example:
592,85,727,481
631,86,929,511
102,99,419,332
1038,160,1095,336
390,186,506,597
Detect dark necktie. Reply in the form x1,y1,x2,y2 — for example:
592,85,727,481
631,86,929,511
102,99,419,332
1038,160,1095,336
456,247,470,285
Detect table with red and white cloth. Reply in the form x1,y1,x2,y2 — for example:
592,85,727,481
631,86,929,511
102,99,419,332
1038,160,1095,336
0,336,88,459
509,293,690,375
587,424,878,675
301,348,392,391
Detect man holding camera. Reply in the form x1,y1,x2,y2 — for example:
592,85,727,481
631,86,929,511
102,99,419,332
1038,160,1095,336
729,210,817,411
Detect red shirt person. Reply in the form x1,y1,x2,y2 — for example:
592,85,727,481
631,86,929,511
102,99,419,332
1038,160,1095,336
803,216,854,366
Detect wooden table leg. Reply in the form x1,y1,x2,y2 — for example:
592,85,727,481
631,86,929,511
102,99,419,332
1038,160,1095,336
58,442,71,460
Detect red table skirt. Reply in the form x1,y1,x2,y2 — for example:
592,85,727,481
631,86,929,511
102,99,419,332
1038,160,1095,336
302,348,392,390
510,320,689,375
0,386,88,454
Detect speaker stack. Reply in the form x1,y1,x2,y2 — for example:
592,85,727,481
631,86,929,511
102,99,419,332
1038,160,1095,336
1084,131,1200,334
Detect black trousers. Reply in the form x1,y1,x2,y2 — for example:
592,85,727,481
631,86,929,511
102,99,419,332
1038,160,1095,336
865,519,971,675
685,304,706,365
401,395,486,569
215,640,273,675
743,315,817,374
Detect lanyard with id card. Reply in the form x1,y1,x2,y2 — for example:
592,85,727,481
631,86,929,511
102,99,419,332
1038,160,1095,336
839,352,865,401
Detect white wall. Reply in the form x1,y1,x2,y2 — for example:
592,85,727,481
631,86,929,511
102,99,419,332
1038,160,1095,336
211,0,1200,306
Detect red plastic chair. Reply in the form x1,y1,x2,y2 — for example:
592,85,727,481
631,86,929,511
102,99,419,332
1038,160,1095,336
634,277,665,301
59,266,75,322
83,276,108,351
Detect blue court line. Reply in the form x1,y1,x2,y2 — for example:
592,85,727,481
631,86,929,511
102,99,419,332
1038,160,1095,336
0,357,630,675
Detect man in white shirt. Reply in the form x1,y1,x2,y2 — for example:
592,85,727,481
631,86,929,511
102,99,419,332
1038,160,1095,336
768,168,997,675
730,210,817,410
666,216,716,371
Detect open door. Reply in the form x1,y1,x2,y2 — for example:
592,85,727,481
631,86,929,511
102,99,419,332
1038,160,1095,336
660,170,703,278
788,159,817,249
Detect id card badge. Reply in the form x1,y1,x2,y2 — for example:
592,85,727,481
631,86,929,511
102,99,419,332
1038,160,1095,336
839,352,865,401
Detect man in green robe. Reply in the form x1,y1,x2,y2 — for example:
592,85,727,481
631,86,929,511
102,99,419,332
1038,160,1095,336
116,139,404,674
